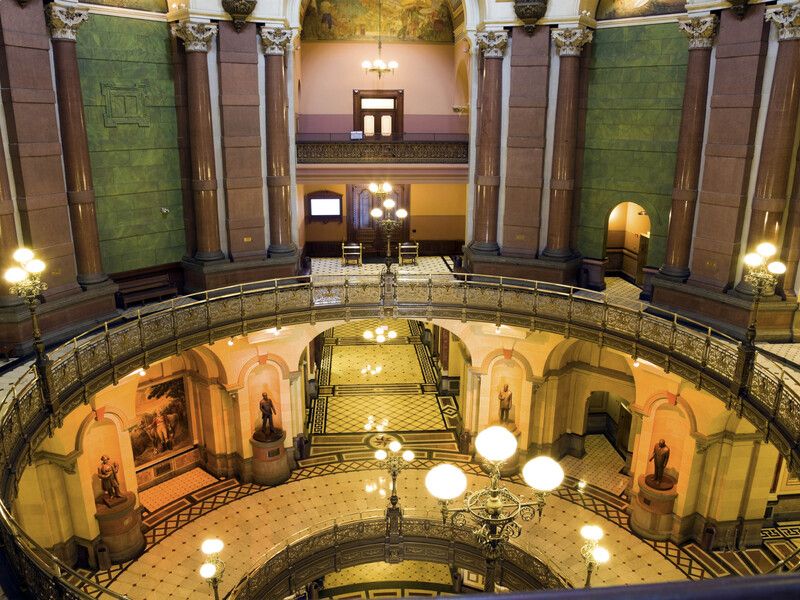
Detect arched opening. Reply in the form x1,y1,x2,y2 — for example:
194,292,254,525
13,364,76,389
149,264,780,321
605,201,651,287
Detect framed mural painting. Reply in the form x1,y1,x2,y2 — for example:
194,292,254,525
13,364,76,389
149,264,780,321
131,377,193,469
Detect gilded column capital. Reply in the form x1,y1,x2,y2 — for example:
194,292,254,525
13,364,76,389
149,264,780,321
260,26,293,55
45,5,89,42
678,15,718,49
476,30,509,58
171,21,218,53
766,2,800,41
551,27,593,57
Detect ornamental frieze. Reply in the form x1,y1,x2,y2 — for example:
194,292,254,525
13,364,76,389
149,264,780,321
296,141,469,164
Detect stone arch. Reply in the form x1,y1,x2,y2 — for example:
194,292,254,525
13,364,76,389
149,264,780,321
184,346,230,386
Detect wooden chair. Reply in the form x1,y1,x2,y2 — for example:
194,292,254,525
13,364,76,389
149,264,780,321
341,242,363,266
398,242,419,266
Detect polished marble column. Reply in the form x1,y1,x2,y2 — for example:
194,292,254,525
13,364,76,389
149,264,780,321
47,5,108,287
745,4,800,254
542,27,592,260
171,21,225,262
470,31,507,254
260,27,296,256
660,16,717,281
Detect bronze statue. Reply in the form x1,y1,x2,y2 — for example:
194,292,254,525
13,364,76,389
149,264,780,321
649,439,670,483
97,455,122,499
498,384,513,422
260,392,277,434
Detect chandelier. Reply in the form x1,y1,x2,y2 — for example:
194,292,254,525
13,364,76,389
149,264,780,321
363,323,397,342
360,0,398,78
368,182,408,268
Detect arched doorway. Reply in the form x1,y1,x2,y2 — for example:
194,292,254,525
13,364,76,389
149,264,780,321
605,202,651,286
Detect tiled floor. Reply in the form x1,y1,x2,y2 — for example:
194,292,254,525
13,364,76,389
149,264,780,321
324,561,452,587
310,256,452,277
138,468,218,512
560,435,630,497
329,345,424,385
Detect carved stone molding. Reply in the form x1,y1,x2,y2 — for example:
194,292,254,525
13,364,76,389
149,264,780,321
514,0,548,34
476,31,508,58
170,21,217,53
260,26,292,55
551,27,593,57
296,140,469,164
45,5,89,42
766,2,800,42
222,0,257,32
678,15,718,50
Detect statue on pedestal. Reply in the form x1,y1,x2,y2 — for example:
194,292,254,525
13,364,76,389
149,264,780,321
646,438,674,490
498,384,513,422
254,392,282,442
97,455,122,505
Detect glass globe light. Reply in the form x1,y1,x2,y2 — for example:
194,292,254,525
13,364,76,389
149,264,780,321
362,60,372,69
363,330,374,340
376,334,386,343
24,259,45,274
387,330,397,339
744,252,764,268
522,456,564,492
369,182,379,193
199,562,217,580
387,60,399,70
388,440,402,453
4,267,27,284
580,524,603,541
425,463,467,500
375,449,388,461
201,538,224,555
474,426,518,462
395,208,408,219
383,198,396,210
591,546,610,565
370,207,383,219
402,450,414,462
375,59,386,69
12,248,33,264
768,261,787,275
382,182,392,193
756,242,777,258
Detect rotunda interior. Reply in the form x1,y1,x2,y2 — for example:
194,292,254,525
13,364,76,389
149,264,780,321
0,0,798,598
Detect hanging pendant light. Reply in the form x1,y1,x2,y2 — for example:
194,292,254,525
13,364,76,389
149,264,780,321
361,0,398,78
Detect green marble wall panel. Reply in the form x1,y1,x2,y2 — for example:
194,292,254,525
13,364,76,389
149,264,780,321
77,15,184,274
578,23,687,267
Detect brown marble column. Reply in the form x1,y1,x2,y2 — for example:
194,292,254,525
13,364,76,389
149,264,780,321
542,27,592,260
744,4,800,255
470,31,507,254
660,16,717,281
46,6,108,287
171,37,197,259
171,22,225,262
260,27,296,256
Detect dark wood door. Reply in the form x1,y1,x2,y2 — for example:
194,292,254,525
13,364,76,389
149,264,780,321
347,184,409,256
616,404,632,456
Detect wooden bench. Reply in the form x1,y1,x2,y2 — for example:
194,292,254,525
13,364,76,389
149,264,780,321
341,242,363,266
398,242,419,266
116,274,178,308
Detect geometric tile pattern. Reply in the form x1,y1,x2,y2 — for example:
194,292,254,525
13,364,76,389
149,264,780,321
321,394,446,433
560,435,631,497
310,256,452,277
329,344,424,385
331,318,413,340
138,468,218,512
323,560,452,587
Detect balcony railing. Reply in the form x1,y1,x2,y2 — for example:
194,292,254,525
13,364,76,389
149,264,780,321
295,133,469,163
0,271,798,598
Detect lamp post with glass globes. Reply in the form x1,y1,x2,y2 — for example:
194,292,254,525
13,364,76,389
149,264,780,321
424,426,565,592
374,439,415,510
4,248,54,409
368,182,408,269
199,538,224,600
579,525,610,588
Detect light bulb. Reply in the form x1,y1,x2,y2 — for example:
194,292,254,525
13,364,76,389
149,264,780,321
387,330,397,339
376,334,386,343
364,421,372,429
368,182,379,193
374,366,382,373
362,60,372,69
475,426,518,462
383,198,396,209
389,440,402,453
201,538,224,556
227,339,234,347
522,456,564,492
388,60,398,69
580,524,603,541
375,449,388,460
756,242,777,258
370,207,383,219
363,330,374,340
199,562,217,580
744,252,764,268
24,259,45,274
425,464,467,500
12,248,33,264
768,261,787,275
4,267,27,284
591,546,610,565
402,450,414,462
382,182,392,193
395,208,408,219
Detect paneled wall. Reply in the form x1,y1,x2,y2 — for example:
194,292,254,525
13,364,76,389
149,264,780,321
77,16,185,274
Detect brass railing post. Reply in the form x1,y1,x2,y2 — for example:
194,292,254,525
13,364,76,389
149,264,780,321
205,290,212,345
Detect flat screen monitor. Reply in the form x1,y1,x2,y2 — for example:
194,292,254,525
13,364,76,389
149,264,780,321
309,197,341,217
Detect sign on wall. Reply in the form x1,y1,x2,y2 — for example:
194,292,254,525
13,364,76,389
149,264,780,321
131,377,193,469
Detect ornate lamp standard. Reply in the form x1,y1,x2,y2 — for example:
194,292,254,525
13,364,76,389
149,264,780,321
374,439,415,510
199,538,225,600
3,248,54,413
579,525,610,588
368,182,407,269
425,426,565,592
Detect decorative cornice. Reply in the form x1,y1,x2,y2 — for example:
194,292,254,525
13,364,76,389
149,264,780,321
170,21,217,53
678,15,718,49
766,2,800,42
260,26,292,55
551,27,593,57
45,5,89,42
476,31,508,58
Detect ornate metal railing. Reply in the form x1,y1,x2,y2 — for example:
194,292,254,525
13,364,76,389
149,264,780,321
226,509,569,599
0,270,799,598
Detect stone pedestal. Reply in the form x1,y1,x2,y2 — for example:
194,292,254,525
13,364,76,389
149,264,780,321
629,475,677,541
250,429,290,485
94,492,145,563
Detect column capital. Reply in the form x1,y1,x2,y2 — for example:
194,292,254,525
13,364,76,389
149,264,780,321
551,27,593,57
171,21,217,52
260,26,293,55
766,2,800,41
678,15,718,49
476,30,508,58
45,5,89,42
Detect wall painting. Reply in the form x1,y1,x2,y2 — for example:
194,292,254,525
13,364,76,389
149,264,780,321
131,377,192,468
595,0,686,21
